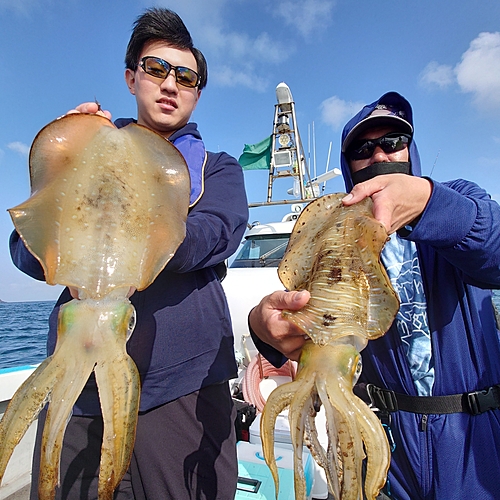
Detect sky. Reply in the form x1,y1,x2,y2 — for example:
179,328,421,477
0,0,499,302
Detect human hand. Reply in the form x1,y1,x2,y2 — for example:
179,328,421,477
248,290,311,361
65,101,112,120
342,174,432,234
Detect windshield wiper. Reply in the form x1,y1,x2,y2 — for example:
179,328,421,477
259,241,289,267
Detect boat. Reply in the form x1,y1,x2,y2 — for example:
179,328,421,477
0,365,38,500
223,83,342,499
0,82,340,500
224,82,340,373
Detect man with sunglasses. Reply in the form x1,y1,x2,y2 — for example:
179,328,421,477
248,92,500,498
10,7,248,500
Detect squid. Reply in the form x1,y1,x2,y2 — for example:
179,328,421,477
0,114,190,499
260,193,399,500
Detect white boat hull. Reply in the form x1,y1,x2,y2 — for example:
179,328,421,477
0,366,38,500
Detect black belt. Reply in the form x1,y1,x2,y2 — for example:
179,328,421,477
354,383,500,416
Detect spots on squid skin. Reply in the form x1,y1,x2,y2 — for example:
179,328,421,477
328,257,342,283
328,267,342,283
322,313,337,326
81,193,101,209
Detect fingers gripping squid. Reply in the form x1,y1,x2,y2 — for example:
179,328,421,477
0,114,190,499
260,194,399,500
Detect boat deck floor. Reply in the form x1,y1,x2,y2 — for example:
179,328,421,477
3,483,336,499
4,484,29,500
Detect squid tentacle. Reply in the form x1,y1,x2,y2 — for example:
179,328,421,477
288,375,316,500
38,358,97,499
303,405,328,473
94,352,140,498
344,387,390,498
315,378,342,500
261,379,299,496
318,373,364,499
331,378,365,500
0,357,57,484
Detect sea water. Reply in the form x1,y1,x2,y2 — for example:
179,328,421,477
0,292,499,370
0,301,55,370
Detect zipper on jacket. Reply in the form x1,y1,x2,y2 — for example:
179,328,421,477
420,414,428,431
419,414,432,495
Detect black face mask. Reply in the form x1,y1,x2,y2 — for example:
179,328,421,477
351,162,411,185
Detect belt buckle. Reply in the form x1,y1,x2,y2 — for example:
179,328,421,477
366,384,399,412
465,385,500,415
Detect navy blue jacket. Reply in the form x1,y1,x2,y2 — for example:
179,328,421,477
10,121,249,415
255,92,500,499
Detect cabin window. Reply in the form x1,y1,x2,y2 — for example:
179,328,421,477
230,235,290,268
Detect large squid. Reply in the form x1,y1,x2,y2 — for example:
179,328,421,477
260,194,399,500
0,114,190,499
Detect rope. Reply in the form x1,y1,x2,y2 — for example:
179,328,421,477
242,353,297,412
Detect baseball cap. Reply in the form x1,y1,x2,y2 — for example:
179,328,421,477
342,104,413,152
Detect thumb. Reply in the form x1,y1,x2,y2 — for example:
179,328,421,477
270,290,310,311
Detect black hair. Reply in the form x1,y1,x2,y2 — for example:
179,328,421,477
125,7,207,90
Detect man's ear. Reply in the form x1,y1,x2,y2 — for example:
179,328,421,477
125,68,136,95
192,89,202,110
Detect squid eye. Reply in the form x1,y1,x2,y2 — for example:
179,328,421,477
352,355,362,385
126,310,136,341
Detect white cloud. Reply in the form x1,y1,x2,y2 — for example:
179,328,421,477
477,156,500,168
455,32,500,110
420,61,454,88
159,0,228,29
272,0,335,38
0,0,33,15
420,32,500,111
320,96,365,130
210,64,268,92
157,0,313,91
7,142,30,157
0,0,58,16
201,26,285,65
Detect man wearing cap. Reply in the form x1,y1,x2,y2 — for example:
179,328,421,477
248,92,500,498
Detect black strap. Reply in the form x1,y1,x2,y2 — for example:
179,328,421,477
355,383,500,416
213,261,227,281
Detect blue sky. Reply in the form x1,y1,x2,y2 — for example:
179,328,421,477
1,0,499,302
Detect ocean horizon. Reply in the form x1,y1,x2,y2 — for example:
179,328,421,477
0,300,55,370
1,292,500,371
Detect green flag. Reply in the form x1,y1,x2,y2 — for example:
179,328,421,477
238,136,272,170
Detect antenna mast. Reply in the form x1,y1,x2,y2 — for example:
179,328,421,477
249,82,341,207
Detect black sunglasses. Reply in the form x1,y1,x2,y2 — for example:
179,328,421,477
139,56,201,88
347,133,411,161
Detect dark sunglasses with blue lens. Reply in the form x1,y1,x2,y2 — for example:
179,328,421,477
347,133,411,161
